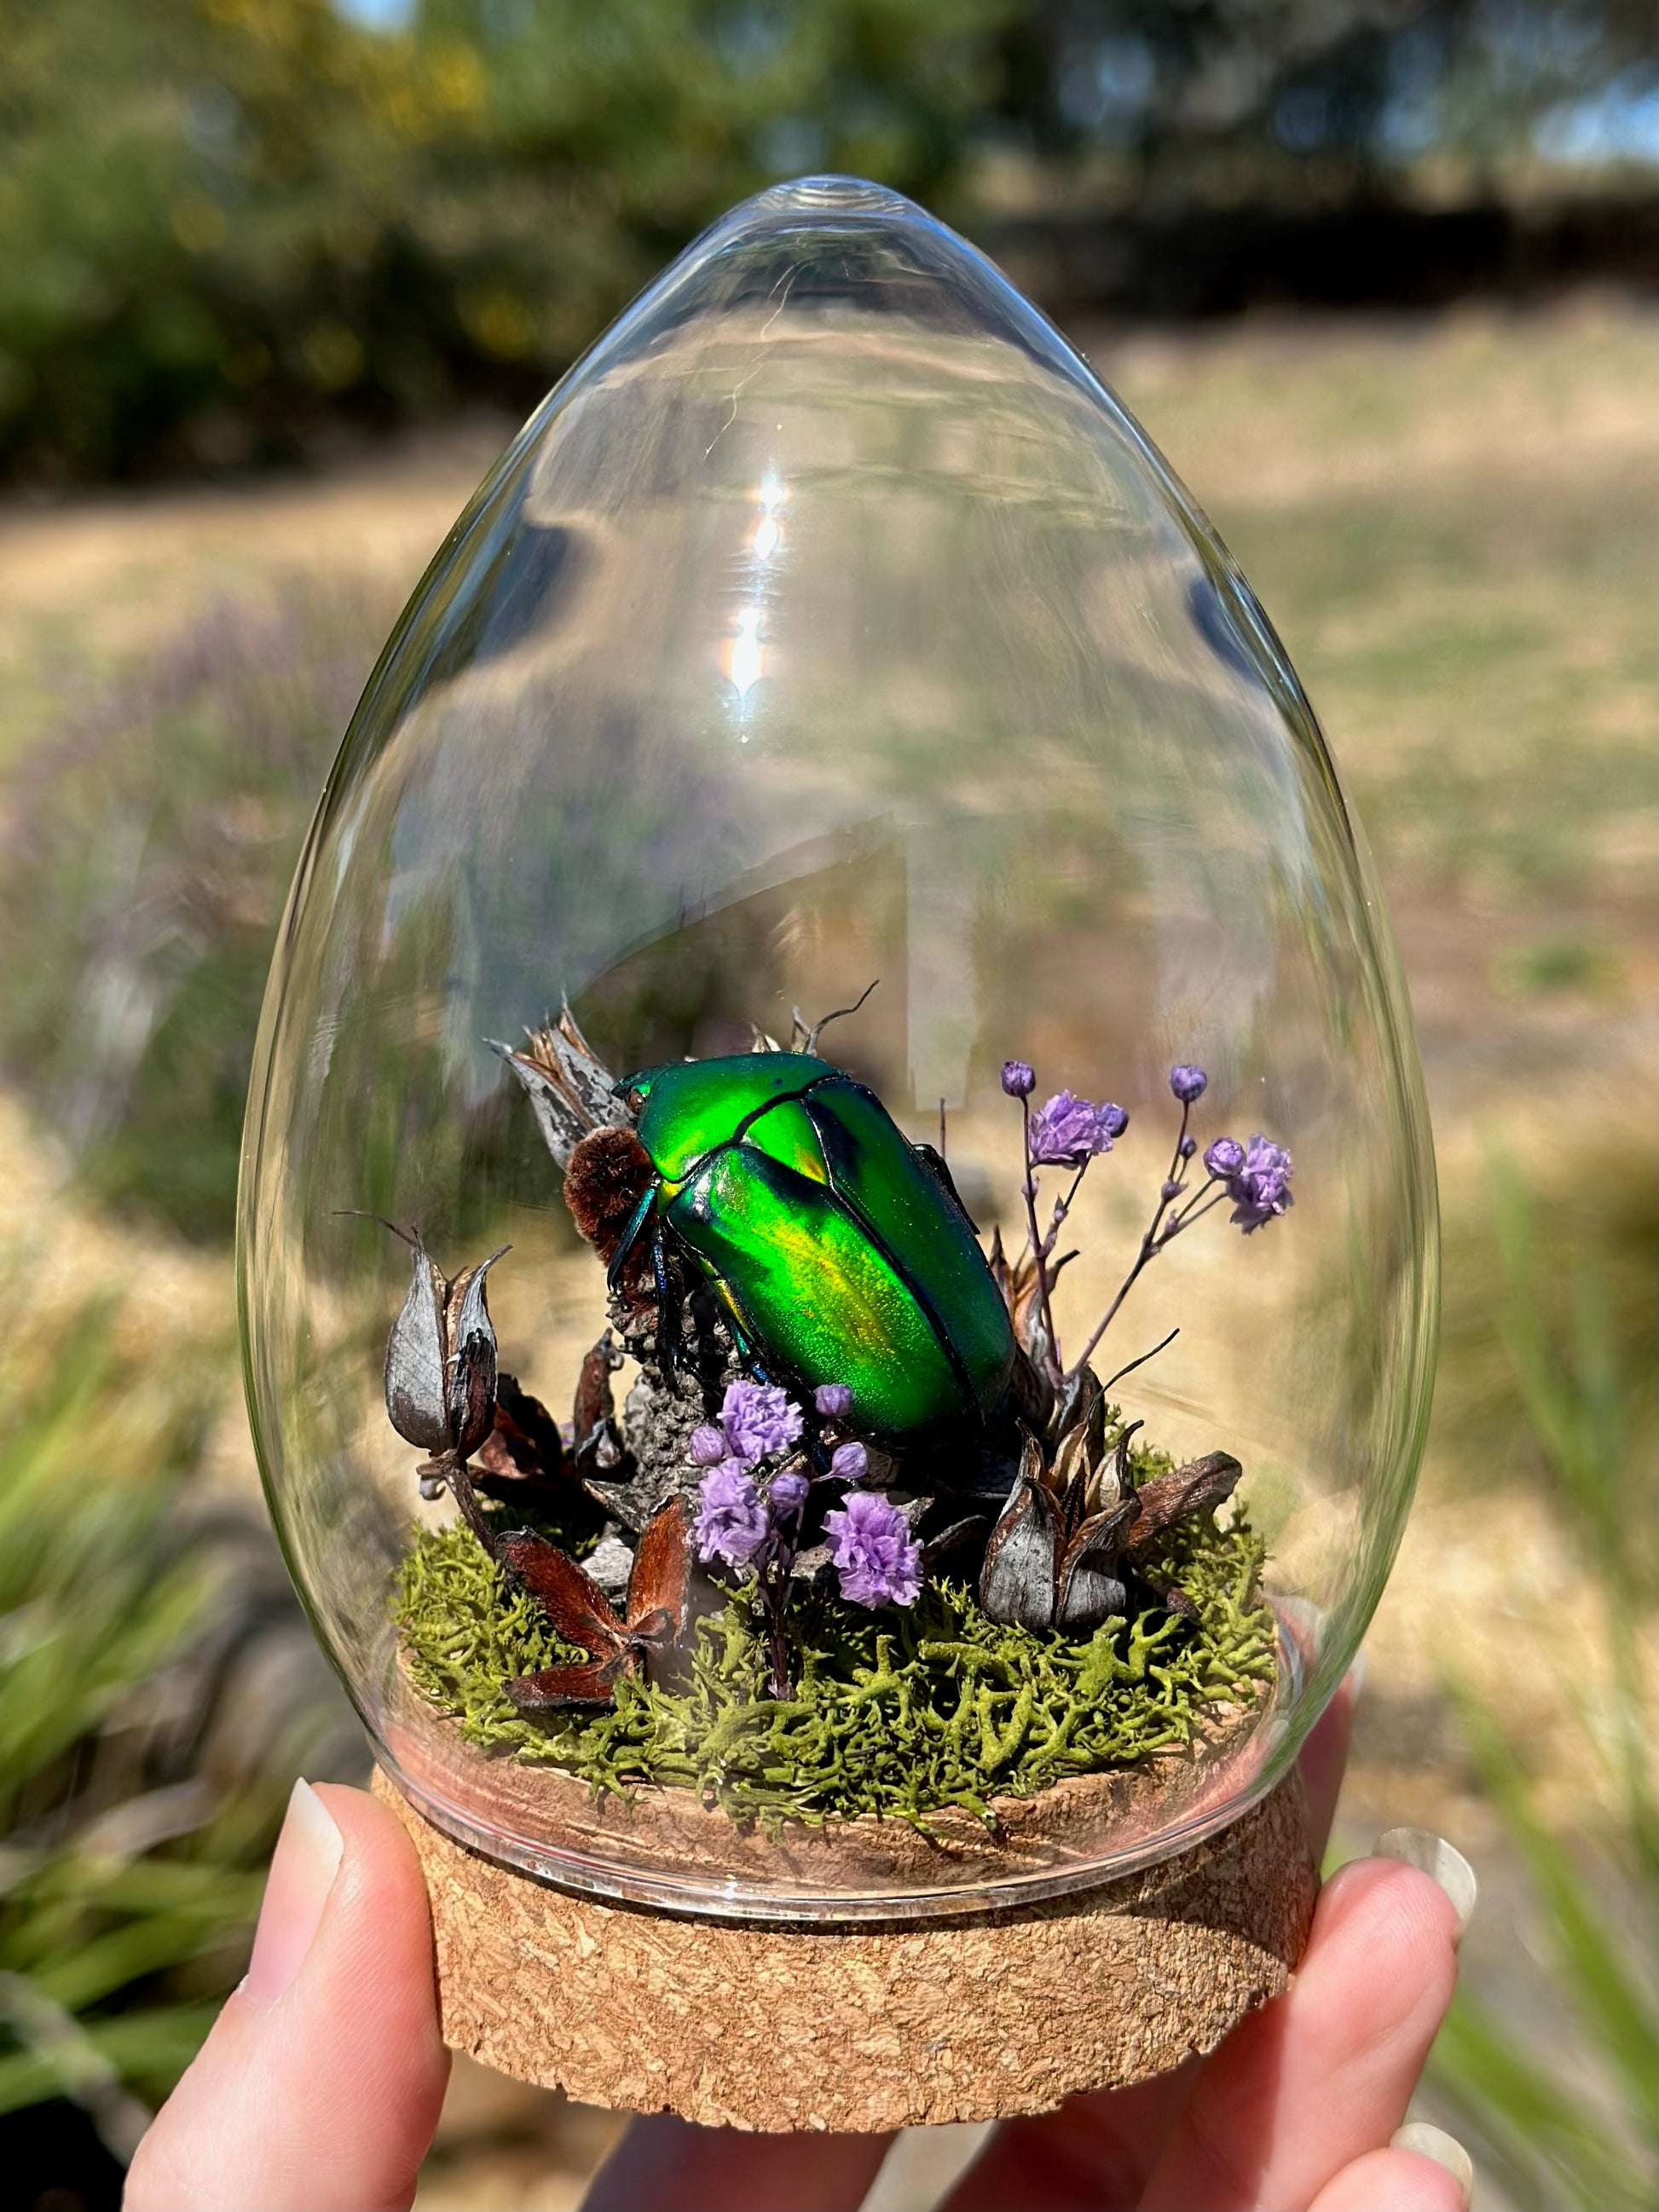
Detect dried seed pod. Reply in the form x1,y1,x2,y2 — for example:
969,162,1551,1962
980,1401,1235,1637
384,1239,450,1454
490,998,632,1170
1123,1452,1242,1556
474,1373,567,1495
503,1499,691,1712
572,1331,625,1465
382,1234,506,1461
1005,1343,1055,1433
443,1256,504,1460
1054,1493,1138,1632
980,1436,1059,1632
986,1224,1062,1374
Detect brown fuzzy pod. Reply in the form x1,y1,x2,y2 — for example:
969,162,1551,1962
564,1127,654,1262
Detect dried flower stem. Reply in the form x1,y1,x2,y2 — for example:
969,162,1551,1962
760,1553,792,1700
442,1454,501,1562
1019,1096,1065,1383
1165,1186,1229,1235
1067,1100,1199,1381
759,1461,814,1700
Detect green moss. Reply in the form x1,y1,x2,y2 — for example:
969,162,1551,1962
395,1495,1276,1828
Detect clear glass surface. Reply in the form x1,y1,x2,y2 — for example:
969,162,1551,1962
239,177,1437,1920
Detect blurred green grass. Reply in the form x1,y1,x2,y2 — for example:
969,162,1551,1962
1429,1170,1657,2212
0,1298,348,2144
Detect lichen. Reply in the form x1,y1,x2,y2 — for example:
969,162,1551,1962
394,1499,1277,1829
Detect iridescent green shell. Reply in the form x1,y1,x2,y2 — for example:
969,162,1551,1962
623,1053,1014,1440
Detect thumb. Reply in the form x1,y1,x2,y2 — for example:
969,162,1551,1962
124,1781,450,2212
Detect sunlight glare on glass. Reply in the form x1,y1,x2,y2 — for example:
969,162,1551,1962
721,472,789,725
750,469,788,563
725,605,764,720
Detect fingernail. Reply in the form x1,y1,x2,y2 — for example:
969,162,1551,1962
245,1780,344,2005
1391,2121,1474,2208
1376,1828,1477,1943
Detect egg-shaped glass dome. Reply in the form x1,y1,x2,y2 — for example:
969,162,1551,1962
239,177,1436,1919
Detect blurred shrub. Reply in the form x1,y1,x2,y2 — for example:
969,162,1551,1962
0,0,1014,478
0,1295,352,2141
3,0,1652,479
0,582,393,1241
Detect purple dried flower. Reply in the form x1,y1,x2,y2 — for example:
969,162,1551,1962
829,1440,869,1485
1204,1136,1246,1179
1224,1134,1295,1234
768,1468,809,1516
824,1490,922,1608
1170,1064,1208,1103
717,1378,803,1467
814,1383,853,1419
1179,1134,1198,1160
1027,1090,1122,1168
1001,1060,1036,1099
693,1462,772,1569
1161,1178,1183,1201
687,1424,728,1469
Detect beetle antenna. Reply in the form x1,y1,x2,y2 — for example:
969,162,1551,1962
804,978,880,1054
333,1208,421,1251
1101,1331,1178,1394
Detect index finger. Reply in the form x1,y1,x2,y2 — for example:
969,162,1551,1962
935,1660,1360,2212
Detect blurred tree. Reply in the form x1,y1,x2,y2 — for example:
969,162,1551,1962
0,0,1650,476
991,0,1657,202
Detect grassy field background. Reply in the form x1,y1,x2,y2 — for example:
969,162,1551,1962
0,294,1651,2209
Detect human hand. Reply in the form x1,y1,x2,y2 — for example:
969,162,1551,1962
123,1782,450,2212
581,1672,1478,2212
124,1671,1476,2212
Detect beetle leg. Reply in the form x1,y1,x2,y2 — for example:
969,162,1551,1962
698,1269,767,1377
651,1224,683,1378
606,1186,657,1296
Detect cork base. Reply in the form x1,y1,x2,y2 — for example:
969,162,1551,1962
376,1766,1317,2132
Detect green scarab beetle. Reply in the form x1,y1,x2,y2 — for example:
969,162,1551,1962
608,1053,1015,1442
